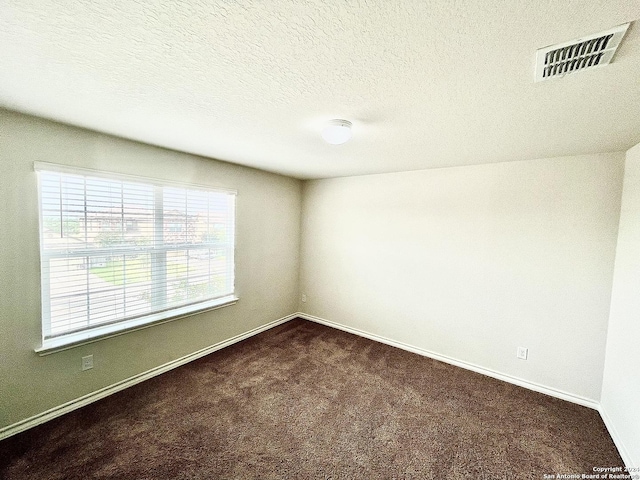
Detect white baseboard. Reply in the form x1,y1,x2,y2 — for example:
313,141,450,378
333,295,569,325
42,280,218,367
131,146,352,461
599,405,635,468
4,310,627,467
296,312,600,410
0,313,297,441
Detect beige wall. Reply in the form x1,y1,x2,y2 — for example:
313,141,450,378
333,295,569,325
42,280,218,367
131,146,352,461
601,141,640,467
0,109,302,429
299,154,624,402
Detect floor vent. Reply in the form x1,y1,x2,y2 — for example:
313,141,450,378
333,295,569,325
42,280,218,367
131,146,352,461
535,23,630,81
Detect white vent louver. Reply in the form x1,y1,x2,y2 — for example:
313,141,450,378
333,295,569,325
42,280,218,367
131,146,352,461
535,23,630,81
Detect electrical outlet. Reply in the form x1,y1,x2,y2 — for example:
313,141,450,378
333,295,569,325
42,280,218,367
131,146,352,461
301,294,307,303
517,347,528,360
82,355,93,371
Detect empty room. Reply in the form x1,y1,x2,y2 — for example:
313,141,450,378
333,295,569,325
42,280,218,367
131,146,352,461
1,1,639,478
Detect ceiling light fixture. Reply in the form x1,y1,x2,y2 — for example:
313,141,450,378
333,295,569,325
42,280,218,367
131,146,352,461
322,119,352,145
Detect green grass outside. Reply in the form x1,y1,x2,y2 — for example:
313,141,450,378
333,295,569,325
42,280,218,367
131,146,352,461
91,257,188,286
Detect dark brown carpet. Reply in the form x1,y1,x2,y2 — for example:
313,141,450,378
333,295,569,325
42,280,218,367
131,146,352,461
0,319,623,479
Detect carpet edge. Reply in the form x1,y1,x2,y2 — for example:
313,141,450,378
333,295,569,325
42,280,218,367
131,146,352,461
0,313,298,441
297,312,600,410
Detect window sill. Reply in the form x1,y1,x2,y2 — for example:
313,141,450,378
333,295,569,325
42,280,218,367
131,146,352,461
35,296,239,356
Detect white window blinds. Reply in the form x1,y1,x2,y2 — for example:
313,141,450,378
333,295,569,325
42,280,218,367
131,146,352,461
35,163,236,349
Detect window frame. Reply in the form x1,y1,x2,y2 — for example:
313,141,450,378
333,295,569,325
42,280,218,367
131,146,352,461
34,162,238,354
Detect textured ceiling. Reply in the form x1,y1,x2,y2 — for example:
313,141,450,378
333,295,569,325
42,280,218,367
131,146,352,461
1,1,639,179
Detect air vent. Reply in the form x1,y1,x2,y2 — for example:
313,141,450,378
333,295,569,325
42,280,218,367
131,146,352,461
535,23,630,81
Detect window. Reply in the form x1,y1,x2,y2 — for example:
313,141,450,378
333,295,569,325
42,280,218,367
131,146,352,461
35,162,237,352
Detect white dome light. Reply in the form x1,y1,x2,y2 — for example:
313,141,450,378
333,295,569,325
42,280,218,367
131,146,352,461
322,119,352,145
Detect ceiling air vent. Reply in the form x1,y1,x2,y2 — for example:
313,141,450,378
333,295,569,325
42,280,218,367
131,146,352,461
535,23,630,81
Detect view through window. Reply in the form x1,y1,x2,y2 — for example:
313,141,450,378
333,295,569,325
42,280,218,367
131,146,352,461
36,163,236,346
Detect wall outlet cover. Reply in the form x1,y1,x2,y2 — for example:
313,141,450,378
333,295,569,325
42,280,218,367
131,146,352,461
82,355,94,371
